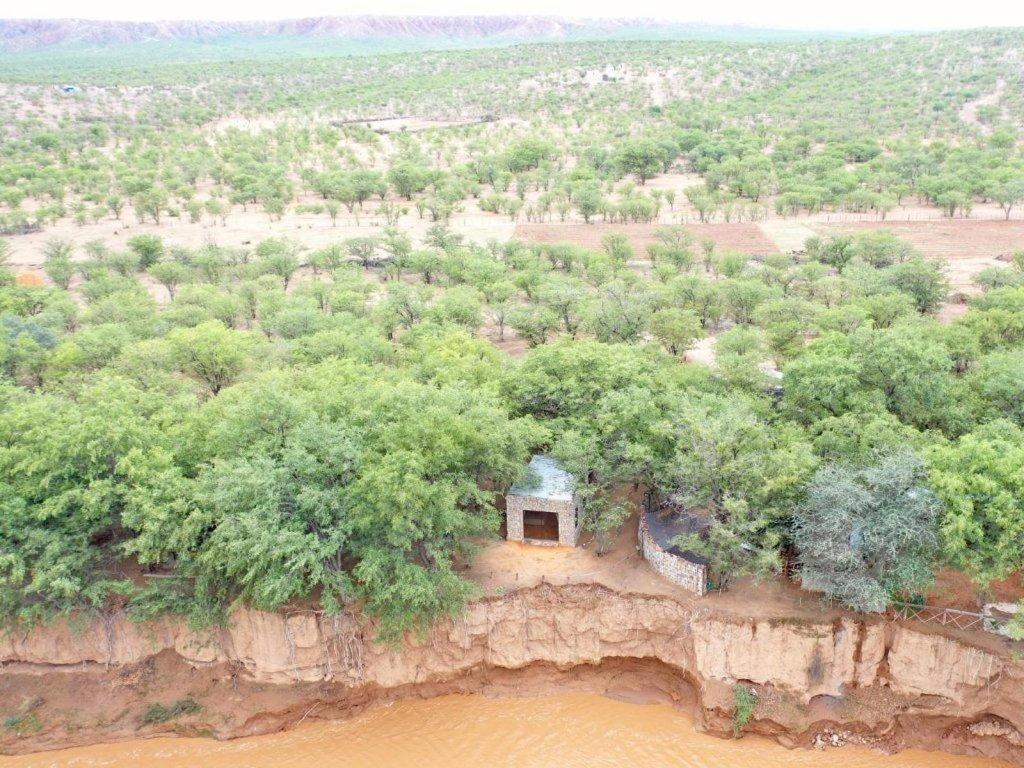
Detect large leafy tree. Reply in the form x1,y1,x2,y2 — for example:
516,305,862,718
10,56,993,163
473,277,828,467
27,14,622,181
161,364,542,641
616,139,667,184
0,376,174,620
854,324,959,431
663,396,818,587
928,421,1024,587
966,350,1024,426
795,453,940,612
505,341,711,550
166,321,256,396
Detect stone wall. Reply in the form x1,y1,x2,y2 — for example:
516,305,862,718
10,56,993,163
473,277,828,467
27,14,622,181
506,493,580,546
639,513,707,595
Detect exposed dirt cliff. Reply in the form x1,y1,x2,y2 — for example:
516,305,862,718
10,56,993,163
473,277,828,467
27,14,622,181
1,583,1022,764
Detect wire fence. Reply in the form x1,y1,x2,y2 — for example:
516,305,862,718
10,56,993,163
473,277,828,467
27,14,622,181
667,209,1024,226
816,210,1024,224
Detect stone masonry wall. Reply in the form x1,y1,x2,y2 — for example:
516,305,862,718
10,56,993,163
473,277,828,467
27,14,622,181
639,514,707,595
506,493,579,546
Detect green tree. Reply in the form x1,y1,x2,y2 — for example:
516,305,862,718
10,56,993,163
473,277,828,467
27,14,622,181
796,453,940,612
929,421,1024,586
616,139,665,184
388,163,430,199
345,237,380,269
573,183,604,223
993,179,1024,220
0,378,166,620
649,307,702,356
600,232,633,270
509,304,560,347
664,397,817,588
584,281,650,343
42,239,74,290
879,259,949,314
966,350,1024,425
166,321,253,396
127,235,164,270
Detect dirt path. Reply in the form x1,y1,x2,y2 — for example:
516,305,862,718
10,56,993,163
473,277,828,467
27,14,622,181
960,79,1006,133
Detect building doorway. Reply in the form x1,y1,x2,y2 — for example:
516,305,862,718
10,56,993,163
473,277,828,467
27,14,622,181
522,510,560,542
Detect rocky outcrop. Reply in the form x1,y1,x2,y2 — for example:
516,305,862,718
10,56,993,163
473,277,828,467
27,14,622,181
1,583,1022,763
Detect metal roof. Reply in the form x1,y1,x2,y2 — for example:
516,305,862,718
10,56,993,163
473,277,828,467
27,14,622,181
509,455,575,501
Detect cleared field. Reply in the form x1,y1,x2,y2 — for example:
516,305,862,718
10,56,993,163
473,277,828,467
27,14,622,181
4,205,513,271
514,222,778,257
820,219,1024,293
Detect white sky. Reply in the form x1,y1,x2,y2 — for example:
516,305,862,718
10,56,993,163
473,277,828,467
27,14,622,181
4,0,1024,33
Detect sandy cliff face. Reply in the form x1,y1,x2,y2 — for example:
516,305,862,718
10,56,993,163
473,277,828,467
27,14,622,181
1,583,1022,763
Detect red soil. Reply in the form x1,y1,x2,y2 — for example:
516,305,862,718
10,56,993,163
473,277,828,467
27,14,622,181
928,568,1024,612
821,219,1024,267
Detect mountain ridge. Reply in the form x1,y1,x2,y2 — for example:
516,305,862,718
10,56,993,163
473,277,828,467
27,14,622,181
0,15,853,53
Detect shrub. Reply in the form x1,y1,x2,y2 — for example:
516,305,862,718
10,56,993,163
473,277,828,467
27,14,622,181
142,698,202,725
733,684,756,735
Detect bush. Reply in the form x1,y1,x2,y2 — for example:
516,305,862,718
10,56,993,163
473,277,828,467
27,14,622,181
4,712,43,734
142,698,202,725
733,684,756,735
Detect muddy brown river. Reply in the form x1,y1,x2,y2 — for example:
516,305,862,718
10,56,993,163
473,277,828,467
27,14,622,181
0,693,1009,768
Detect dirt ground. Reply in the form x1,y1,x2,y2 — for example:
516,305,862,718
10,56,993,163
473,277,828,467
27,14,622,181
929,569,1024,612
5,201,514,275
959,79,1007,133
684,335,717,366
467,507,839,625
819,219,1024,294
514,221,778,257
757,219,818,253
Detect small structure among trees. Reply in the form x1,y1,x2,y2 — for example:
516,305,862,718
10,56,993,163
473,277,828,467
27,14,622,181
506,455,580,547
639,495,709,595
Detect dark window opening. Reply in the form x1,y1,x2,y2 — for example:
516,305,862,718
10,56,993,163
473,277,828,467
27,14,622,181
522,510,560,541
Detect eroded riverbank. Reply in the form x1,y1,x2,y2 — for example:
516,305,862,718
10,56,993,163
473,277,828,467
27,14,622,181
1,581,1022,764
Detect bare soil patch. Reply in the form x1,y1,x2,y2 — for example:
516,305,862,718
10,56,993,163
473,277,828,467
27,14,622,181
820,219,1024,293
758,220,818,253
514,222,777,257
356,116,491,133
928,568,1024,612
959,79,1006,133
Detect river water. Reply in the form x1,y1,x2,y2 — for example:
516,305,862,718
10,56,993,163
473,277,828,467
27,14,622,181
0,693,1009,768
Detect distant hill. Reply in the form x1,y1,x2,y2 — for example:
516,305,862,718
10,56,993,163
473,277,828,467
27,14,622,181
0,15,854,55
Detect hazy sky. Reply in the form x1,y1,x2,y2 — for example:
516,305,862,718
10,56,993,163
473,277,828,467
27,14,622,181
6,0,1024,32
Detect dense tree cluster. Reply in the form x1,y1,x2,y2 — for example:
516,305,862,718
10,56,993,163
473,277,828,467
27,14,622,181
1,28,1024,638
2,217,1023,632
2,30,1023,237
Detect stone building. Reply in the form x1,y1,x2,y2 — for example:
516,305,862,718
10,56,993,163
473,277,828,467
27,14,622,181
505,455,581,547
639,500,709,596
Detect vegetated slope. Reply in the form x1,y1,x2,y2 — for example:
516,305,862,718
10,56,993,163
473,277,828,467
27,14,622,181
0,15,847,55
